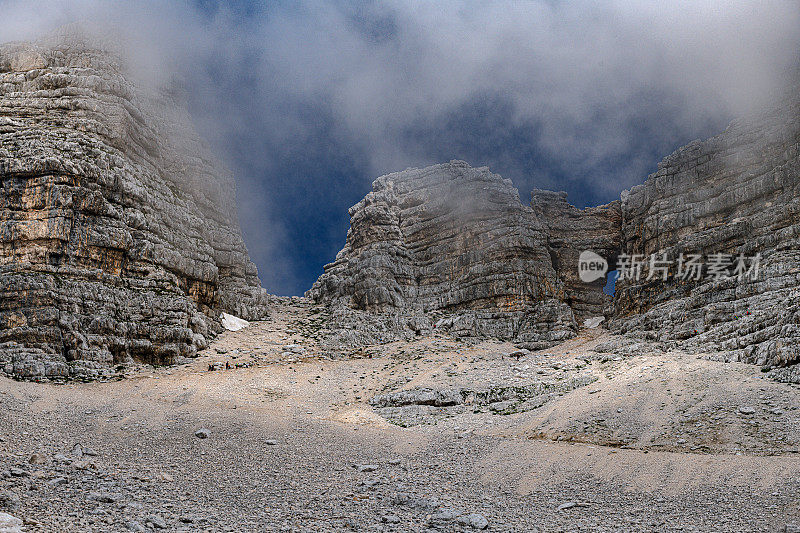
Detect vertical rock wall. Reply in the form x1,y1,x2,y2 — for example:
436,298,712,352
612,92,800,375
0,38,267,379
531,190,621,322
308,161,624,345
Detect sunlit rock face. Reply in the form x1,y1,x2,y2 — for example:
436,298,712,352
0,37,267,379
308,160,600,345
611,90,800,378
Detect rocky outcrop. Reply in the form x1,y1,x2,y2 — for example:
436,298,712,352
0,37,267,379
531,190,621,322
307,161,621,346
311,89,800,380
612,91,800,377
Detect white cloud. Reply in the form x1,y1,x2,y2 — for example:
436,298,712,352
2,0,798,292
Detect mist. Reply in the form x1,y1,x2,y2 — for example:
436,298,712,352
1,0,798,295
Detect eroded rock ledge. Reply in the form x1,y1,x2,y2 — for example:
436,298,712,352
612,89,800,378
0,37,267,379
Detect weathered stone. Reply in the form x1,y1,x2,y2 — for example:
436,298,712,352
0,512,22,533
0,491,19,513
0,35,267,379
311,87,800,378
308,161,581,345
611,89,800,375
457,513,489,530
531,189,621,320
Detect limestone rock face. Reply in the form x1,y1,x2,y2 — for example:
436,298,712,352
612,92,800,374
0,38,267,379
531,190,621,321
311,89,800,380
308,161,585,345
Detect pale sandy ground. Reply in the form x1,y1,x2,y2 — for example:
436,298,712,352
0,299,799,532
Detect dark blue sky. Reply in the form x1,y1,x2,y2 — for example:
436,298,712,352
174,1,797,296
2,1,797,296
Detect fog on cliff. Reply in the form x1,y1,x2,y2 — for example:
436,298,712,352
1,0,799,295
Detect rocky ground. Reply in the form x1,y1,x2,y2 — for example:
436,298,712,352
0,298,799,532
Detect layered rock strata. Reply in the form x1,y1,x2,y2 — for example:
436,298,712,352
0,38,267,379
312,89,800,379
611,92,800,377
531,190,621,322
308,161,617,345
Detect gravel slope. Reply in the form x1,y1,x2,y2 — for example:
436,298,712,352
0,298,798,532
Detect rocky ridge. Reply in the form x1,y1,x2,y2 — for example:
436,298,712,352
612,89,800,381
307,161,615,348
0,36,267,379
311,91,800,379
531,189,621,322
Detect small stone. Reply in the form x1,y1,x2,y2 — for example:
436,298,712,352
356,464,378,473
457,513,489,530
381,515,400,524
53,453,71,464
195,428,210,439
89,492,119,503
125,520,146,532
489,401,515,413
391,493,439,510
72,460,96,470
738,406,756,415
71,444,83,457
265,440,277,446
363,478,380,489
557,502,577,511
47,477,67,487
0,512,22,533
28,453,47,465
82,447,98,457
146,515,168,529
429,508,460,525
507,349,529,359
0,491,20,512
156,472,174,482
8,468,28,478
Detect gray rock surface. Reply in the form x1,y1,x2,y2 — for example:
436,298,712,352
0,35,267,379
307,161,585,346
310,90,800,379
611,88,800,378
531,189,621,320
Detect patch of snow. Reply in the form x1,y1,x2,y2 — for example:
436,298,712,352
0,512,23,533
221,312,249,331
583,316,605,329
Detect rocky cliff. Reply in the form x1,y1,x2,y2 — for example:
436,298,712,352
311,91,800,379
531,190,621,322
308,161,619,346
612,91,800,380
0,37,267,379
